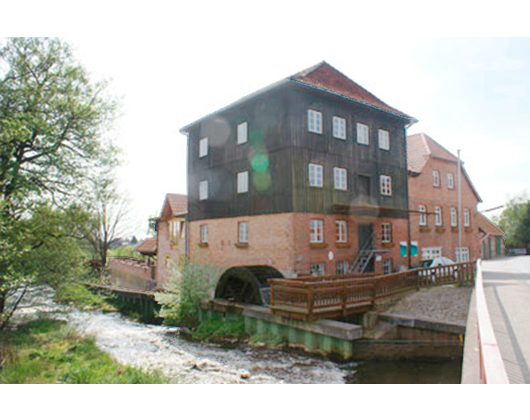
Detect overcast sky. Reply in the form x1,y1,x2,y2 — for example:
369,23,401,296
5,1,530,238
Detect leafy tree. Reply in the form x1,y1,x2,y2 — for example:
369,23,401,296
0,37,115,212
0,37,117,340
496,194,530,249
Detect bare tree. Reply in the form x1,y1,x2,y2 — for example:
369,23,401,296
79,172,131,277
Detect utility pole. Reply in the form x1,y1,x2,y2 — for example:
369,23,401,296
457,149,462,263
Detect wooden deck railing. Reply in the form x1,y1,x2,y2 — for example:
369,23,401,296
269,262,476,320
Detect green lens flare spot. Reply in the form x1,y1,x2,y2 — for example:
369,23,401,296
251,153,269,173
252,172,271,191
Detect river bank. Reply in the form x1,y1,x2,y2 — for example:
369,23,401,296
4,285,470,384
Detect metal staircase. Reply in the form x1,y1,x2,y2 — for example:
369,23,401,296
349,234,377,274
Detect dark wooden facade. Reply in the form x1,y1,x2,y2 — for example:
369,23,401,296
183,77,412,222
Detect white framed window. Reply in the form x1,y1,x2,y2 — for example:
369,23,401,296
199,180,209,200
381,223,392,243
422,247,442,260
336,220,347,243
308,109,322,134
379,175,392,196
451,208,457,227
464,209,470,227
238,222,248,243
199,137,208,157
311,263,325,276
435,206,442,226
419,205,427,226
200,225,209,244
334,167,347,190
455,247,470,263
333,116,346,140
432,171,440,187
308,163,323,187
310,219,324,243
378,129,390,150
447,173,454,189
357,123,369,145
237,171,249,194
237,122,248,145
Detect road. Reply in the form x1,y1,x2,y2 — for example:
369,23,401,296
481,256,530,384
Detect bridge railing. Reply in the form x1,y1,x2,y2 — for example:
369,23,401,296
269,262,476,320
474,260,509,384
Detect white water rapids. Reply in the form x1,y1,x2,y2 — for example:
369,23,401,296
10,286,350,384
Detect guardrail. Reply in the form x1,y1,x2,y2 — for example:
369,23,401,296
475,260,509,384
269,262,476,321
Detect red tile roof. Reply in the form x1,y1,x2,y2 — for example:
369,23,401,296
165,193,188,216
407,133,458,173
134,238,157,255
181,61,415,133
406,133,482,202
290,61,414,121
476,213,504,236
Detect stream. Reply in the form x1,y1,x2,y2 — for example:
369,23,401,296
10,286,462,384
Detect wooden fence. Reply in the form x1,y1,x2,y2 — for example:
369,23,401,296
269,262,476,321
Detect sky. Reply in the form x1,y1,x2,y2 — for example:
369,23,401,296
63,37,530,238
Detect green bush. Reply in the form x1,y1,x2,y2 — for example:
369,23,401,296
53,282,115,312
154,262,217,328
191,318,247,342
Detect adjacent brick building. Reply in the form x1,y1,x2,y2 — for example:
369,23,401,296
180,61,417,289
476,213,506,259
152,193,187,286
407,133,482,264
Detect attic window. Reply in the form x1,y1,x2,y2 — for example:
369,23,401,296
432,171,440,187
447,173,454,189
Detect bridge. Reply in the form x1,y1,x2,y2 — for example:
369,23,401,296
462,256,530,384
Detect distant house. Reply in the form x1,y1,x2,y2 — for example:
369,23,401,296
407,133,482,263
476,213,505,259
152,193,188,287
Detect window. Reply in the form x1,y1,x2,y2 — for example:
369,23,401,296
419,205,427,226
435,206,442,226
336,220,347,243
334,167,347,190
308,109,322,134
383,259,393,275
357,123,369,145
378,129,390,150
310,220,324,243
333,116,346,140
308,163,323,187
451,208,457,227
199,137,208,157
432,171,440,187
422,247,442,260
464,209,470,227
169,220,180,243
238,222,248,243
200,225,209,243
379,175,392,196
336,260,354,275
237,122,248,144
381,223,392,243
311,263,325,276
456,247,470,263
199,180,208,200
447,173,454,189
237,171,249,194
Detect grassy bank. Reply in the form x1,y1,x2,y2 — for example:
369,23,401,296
0,319,168,384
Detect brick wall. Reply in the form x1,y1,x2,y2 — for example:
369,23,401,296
409,157,481,263
107,258,154,290
189,212,410,277
155,216,186,287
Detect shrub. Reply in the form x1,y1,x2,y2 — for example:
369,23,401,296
154,262,217,328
